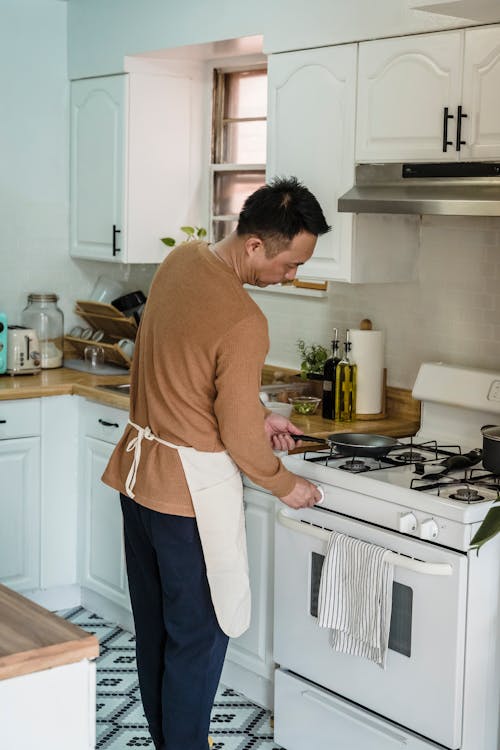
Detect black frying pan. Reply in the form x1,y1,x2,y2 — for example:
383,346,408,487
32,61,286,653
292,432,401,459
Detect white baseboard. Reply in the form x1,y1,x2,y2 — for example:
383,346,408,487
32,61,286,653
22,584,82,611
221,658,274,711
81,587,134,632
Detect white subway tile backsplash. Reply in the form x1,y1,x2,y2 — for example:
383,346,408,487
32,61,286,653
251,215,500,389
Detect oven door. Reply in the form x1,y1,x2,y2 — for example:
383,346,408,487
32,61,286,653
274,504,467,749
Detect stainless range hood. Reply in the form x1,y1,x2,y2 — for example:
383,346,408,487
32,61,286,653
338,162,500,216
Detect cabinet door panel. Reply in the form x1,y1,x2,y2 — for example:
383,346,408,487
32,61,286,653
70,75,125,261
462,27,500,160
81,437,129,608
357,32,462,162
0,438,40,591
226,490,274,676
267,45,357,281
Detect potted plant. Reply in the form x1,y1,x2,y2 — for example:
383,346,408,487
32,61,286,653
296,339,329,399
470,501,500,553
161,225,207,247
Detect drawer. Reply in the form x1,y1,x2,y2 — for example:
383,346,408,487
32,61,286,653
0,399,41,439
82,400,128,445
274,669,438,750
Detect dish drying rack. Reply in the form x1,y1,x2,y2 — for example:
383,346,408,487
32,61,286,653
65,300,137,368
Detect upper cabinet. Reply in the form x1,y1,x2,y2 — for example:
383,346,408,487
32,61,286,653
267,45,357,281
267,46,418,282
356,27,500,162
70,69,204,263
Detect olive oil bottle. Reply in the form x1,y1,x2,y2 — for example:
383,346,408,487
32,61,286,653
335,330,357,422
322,328,341,419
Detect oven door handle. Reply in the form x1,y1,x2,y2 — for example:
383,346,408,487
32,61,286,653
277,510,453,576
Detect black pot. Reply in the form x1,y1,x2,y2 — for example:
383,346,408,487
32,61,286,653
481,425,500,475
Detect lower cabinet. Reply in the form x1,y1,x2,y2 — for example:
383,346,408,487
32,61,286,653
79,401,131,621
222,486,276,709
0,399,41,592
0,436,40,592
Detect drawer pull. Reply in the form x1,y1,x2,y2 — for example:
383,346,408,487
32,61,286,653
98,419,119,428
0,419,6,424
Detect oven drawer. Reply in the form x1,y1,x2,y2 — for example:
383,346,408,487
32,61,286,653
275,669,443,750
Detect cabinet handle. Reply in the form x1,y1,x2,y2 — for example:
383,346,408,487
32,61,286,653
442,107,454,152
112,225,121,256
98,418,119,428
0,419,6,424
456,105,468,151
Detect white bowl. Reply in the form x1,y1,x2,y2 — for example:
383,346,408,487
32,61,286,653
267,401,293,418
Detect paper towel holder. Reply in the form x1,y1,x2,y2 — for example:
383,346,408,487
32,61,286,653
353,318,387,421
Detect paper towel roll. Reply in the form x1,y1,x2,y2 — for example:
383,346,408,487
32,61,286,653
349,329,384,414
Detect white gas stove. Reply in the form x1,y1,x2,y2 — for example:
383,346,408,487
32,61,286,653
264,363,500,750
280,362,500,551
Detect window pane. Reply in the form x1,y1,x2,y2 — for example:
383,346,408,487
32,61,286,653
214,171,265,216
222,120,266,164
224,70,267,119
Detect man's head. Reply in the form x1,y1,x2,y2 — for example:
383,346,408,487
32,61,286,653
236,176,330,285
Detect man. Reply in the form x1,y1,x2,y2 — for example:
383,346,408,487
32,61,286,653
102,176,330,750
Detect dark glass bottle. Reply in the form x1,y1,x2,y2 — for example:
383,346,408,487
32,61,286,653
322,328,341,419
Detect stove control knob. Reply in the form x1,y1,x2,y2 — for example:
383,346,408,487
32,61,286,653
420,518,439,540
399,512,417,533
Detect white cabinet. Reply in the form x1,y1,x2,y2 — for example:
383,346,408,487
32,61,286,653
357,26,500,162
79,401,130,612
462,26,500,160
222,487,275,708
70,67,204,263
267,45,357,281
0,400,41,592
267,45,419,283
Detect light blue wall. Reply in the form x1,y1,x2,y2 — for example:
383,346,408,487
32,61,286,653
0,0,155,329
67,0,464,78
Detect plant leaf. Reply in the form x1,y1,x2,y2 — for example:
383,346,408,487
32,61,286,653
197,227,207,238
470,501,500,553
160,237,176,247
181,226,195,236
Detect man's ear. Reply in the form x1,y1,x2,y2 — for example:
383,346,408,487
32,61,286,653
244,235,264,258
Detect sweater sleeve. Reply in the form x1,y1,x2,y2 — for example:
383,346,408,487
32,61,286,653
213,313,297,498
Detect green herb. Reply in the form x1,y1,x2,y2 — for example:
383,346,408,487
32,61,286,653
161,226,207,247
296,339,329,379
292,401,319,415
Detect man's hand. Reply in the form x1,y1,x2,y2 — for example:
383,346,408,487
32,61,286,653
264,412,303,452
279,476,323,509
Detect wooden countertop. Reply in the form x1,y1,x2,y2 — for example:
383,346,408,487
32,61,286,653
0,584,99,681
0,368,421,439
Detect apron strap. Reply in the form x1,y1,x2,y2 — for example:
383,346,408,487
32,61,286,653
125,419,179,498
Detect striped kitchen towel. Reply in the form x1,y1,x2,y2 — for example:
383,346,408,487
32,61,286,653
317,531,394,668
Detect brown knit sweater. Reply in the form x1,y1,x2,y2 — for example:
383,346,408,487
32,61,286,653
101,241,296,516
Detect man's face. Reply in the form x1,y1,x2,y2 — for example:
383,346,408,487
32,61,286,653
249,230,317,287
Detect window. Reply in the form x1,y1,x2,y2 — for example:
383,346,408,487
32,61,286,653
210,67,267,242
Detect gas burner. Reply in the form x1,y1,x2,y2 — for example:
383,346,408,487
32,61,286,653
392,450,427,464
339,459,370,473
449,487,485,503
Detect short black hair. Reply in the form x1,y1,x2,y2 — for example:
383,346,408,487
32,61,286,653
237,176,331,242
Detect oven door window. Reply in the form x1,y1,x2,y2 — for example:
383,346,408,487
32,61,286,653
310,552,413,657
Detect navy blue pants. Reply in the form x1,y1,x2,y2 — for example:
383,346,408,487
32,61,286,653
120,494,229,750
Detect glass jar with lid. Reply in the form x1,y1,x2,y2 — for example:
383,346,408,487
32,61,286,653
22,293,64,369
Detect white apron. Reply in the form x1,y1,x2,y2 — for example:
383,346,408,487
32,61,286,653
124,421,251,638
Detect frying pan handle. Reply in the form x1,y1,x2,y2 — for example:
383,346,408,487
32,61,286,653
291,434,328,444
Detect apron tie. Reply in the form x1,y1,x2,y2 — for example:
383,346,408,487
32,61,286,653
125,420,176,498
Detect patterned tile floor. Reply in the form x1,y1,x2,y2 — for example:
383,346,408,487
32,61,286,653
59,607,283,750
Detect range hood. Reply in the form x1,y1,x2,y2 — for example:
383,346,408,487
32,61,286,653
338,162,500,216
